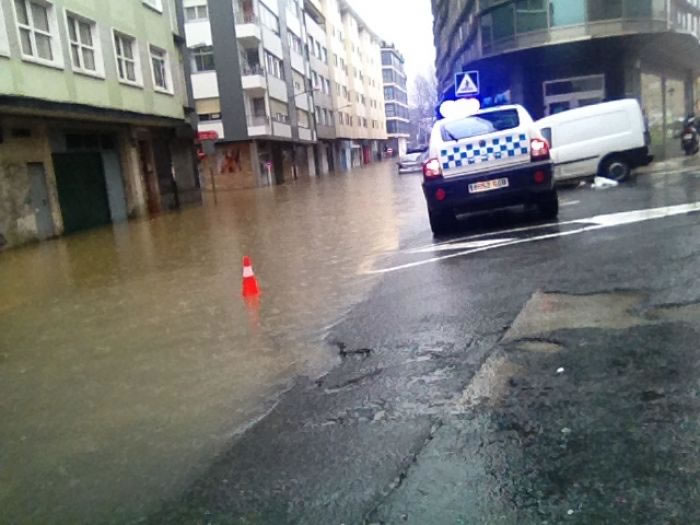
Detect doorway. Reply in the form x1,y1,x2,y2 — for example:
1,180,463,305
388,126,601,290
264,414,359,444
52,152,111,234
27,163,54,240
543,74,606,115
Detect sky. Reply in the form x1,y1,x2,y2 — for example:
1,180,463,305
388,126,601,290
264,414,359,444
349,0,436,102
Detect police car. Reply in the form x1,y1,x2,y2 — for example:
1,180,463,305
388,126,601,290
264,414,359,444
422,103,557,235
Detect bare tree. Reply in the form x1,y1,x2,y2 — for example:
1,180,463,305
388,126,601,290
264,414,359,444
409,67,438,146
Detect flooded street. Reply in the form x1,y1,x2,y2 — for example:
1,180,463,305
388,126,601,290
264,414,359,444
0,162,425,523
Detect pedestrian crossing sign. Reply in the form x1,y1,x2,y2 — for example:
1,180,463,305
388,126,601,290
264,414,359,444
455,71,480,97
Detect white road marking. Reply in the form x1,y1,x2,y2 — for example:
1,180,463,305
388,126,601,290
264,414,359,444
367,202,700,275
561,200,580,207
407,238,516,254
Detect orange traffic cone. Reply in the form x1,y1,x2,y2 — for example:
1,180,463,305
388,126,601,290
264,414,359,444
241,256,260,297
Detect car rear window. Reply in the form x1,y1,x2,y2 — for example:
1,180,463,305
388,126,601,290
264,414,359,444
441,109,520,141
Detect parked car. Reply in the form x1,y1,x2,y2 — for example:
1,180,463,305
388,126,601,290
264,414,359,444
422,104,557,235
398,147,428,174
536,99,654,183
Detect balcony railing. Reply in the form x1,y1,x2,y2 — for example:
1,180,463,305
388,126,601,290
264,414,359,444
234,10,257,24
241,63,265,76
247,115,270,127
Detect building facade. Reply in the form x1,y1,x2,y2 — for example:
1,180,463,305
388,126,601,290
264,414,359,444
305,0,335,174
183,0,389,190
381,42,409,157
0,0,199,249
432,0,700,159
333,0,387,168
184,0,317,189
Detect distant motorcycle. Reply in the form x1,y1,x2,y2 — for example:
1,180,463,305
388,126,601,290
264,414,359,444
681,116,699,156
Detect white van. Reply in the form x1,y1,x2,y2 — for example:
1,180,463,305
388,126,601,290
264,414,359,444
536,99,653,182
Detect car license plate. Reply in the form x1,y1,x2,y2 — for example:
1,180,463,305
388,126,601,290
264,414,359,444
468,178,509,194
684,133,693,140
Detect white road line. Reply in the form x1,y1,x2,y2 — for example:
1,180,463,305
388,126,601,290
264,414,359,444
407,238,516,254
561,200,580,207
366,202,700,275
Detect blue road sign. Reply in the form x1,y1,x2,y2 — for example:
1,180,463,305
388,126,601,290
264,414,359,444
455,71,480,97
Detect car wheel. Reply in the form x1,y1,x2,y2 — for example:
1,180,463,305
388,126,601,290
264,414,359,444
538,191,559,220
600,155,631,181
429,210,457,235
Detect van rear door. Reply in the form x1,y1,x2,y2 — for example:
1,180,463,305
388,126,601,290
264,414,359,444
438,109,531,178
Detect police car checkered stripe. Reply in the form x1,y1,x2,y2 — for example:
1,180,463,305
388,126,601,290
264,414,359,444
440,133,529,170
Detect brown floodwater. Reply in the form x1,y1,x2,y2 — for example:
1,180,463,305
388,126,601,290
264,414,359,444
0,162,426,523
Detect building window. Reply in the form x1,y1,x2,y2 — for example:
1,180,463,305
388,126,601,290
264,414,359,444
13,0,62,66
270,98,289,123
149,44,171,93
65,12,102,76
315,41,321,59
297,108,309,127
264,51,284,80
288,30,303,55
0,1,10,56
113,31,141,85
588,0,622,21
185,4,208,21
142,0,163,13
191,45,214,72
324,78,330,94
549,0,585,26
322,46,328,63
252,97,266,117
312,71,319,88
259,3,279,34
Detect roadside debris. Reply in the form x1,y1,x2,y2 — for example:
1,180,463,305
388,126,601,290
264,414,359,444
556,367,565,374
592,176,619,189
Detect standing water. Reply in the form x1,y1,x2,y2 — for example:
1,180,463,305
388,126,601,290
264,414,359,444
0,163,426,523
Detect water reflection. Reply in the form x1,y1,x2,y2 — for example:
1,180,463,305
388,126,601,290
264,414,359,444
0,162,424,523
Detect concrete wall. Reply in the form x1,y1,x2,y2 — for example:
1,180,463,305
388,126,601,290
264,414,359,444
0,118,61,247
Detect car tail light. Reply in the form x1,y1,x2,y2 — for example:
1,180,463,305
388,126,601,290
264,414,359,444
533,170,546,184
423,158,443,180
435,188,446,201
530,138,550,161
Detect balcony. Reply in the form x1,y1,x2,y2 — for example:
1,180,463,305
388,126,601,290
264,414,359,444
234,7,261,47
241,64,267,95
298,126,314,142
247,115,271,137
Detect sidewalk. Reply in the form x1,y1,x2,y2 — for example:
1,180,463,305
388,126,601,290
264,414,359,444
637,154,700,176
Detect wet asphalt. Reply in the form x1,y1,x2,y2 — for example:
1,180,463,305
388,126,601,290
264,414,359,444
149,165,700,524
3,160,700,524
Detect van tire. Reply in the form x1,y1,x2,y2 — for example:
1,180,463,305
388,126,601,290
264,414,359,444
599,155,631,181
537,191,559,220
429,210,457,235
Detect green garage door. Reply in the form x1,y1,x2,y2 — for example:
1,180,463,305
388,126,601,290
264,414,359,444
52,152,111,234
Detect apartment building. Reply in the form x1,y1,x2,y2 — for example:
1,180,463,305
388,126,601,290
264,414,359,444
304,0,335,174
381,42,409,157
0,0,199,249
184,0,317,189
432,0,700,159
321,0,387,171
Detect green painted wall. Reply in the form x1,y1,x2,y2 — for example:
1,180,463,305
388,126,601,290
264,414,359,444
0,0,185,120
